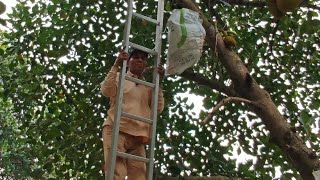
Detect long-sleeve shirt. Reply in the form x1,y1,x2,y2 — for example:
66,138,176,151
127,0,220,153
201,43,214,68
101,65,165,140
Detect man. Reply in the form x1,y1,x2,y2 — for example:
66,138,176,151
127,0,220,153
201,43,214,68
101,48,165,180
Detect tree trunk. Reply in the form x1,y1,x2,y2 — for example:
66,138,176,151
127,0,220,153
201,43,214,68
176,0,320,179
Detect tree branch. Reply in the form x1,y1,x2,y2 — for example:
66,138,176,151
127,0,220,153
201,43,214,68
201,96,259,125
218,0,320,11
219,0,265,7
180,68,237,96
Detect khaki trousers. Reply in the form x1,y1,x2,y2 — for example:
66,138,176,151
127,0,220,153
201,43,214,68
102,126,146,180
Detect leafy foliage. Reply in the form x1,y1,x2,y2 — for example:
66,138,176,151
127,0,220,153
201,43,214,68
1,0,319,179
0,31,34,179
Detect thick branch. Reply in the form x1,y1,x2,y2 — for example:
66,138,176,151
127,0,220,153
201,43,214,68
180,69,236,96
202,96,259,125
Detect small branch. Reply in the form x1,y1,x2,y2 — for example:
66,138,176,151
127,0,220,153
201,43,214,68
201,96,259,125
267,20,280,57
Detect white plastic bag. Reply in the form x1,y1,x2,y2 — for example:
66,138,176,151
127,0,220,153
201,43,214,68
165,8,206,75
313,170,320,180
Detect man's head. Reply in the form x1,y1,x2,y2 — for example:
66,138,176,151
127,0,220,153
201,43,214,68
129,49,148,60
128,49,148,77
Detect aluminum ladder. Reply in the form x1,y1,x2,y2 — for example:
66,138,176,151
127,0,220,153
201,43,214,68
106,0,164,179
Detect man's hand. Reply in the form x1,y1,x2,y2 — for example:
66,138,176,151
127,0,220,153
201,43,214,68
114,49,128,67
157,64,165,78
144,64,165,77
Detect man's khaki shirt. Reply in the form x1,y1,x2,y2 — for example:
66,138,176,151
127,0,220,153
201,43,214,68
101,66,164,140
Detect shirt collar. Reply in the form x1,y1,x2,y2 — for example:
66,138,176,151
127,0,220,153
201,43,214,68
127,71,136,78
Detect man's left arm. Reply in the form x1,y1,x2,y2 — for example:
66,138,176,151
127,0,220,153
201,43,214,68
157,88,164,113
157,65,165,113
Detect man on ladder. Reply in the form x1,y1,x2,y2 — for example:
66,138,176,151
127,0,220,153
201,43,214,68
101,0,165,179
101,48,165,179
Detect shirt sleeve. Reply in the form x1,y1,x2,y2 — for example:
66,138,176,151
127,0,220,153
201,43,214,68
157,89,164,113
100,66,119,97
148,88,165,114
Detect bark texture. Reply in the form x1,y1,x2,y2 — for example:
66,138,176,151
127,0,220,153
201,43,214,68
177,0,320,179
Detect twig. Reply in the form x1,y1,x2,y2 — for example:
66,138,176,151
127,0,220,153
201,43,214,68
201,96,259,125
268,19,280,57
214,21,219,57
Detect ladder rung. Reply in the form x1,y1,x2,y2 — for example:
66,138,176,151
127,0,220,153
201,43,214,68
122,112,153,124
133,12,158,24
117,151,150,163
125,75,155,88
129,42,158,56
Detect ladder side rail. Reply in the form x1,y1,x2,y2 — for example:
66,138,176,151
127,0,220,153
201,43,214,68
147,0,165,179
106,67,126,180
106,0,133,179
123,0,133,53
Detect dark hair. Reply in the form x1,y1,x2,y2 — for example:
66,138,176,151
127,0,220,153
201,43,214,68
129,49,148,60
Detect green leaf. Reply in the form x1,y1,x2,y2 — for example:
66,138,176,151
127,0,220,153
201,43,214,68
311,99,320,110
299,110,314,134
47,4,55,14
165,1,172,11
0,48,4,56
300,110,312,126
31,4,39,14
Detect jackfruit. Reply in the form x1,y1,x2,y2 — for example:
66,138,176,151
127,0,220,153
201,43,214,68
224,36,236,47
0,1,6,15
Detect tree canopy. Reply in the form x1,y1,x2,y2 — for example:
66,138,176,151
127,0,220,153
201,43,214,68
0,0,319,179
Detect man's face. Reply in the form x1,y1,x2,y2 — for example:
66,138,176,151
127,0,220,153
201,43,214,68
128,52,147,76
